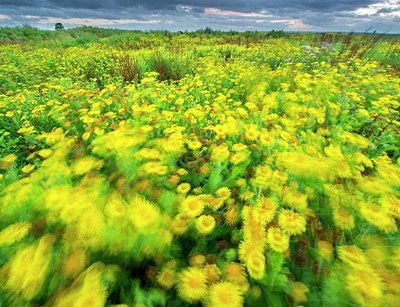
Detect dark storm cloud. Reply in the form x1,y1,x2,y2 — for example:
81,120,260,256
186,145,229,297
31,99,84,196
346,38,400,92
0,0,379,12
0,0,399,33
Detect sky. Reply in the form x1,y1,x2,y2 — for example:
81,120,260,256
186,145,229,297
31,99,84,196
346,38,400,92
0,0,399,33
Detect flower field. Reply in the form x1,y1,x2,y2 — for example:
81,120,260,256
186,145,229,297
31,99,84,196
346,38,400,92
0,29,399,306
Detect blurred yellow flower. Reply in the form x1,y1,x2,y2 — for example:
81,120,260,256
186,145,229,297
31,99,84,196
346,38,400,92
177,267,208,303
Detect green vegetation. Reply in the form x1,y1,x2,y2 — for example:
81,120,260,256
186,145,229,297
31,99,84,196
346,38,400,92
0,26,399,306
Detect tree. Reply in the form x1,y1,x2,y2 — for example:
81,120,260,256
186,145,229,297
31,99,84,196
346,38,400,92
55,23,64,30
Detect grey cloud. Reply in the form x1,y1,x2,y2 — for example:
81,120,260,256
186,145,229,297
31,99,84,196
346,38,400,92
0,0,399,33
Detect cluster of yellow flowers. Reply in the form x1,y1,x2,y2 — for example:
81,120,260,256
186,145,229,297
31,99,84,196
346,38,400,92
0,34,399,306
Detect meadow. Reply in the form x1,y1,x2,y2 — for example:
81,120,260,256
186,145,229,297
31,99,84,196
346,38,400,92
0,26,399,306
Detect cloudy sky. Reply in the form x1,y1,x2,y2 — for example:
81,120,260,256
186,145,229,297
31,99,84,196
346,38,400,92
0,0,399,33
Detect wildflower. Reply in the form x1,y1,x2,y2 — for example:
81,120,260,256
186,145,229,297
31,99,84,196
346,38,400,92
171,214,189,235
63,250,87,277
224,205,239,226
282,186,308,212
188,140,202,150
317,241,333,261
239,191,254,201
278,209,307,236
37,149,53,158
333,208,355,231
204,264,221,284
177,267,208,303
359,202,397,233
190,254,207,267
244,124,259,141
345,269,383,306
21,164,35,174
104,192,127,218
267,227,290,253
53,263,108,307
156,268,176,289
198,164,210,175
0,221,31,246
177,183,191,194
252,165,273,188
196,215,216,235
5,234,56,300
177,168,189,176
236,178,246,187
245,250,266,280
215,187,231,200
136,148,161,160
180,196,205,218
256,197,277,225
1,154,17,167
290,282,309,304
128,195,161,232
207,281,244,307
231,143,248,152
230,151,249,165
211,144,230,162
71,156,100,176
337,245,370,270
168,174,180,185
140,161,168,176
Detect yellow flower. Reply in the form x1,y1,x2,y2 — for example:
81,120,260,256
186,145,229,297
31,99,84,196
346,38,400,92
317,241,333,261
156,268,176,289
231,143,247,152
337,245,371,270
128,195,161,232
225,262,247,285
211,144,230,162
290,282,309,303
136,147,161,160
189,254,207,266
140,161,168,175
245,250,266,280
177,183,191,194
204,264,221,284
71,156,100,175
196,215,216,235
21,164,35,174
53,262,108,307
224,205,239,226
0,221,31,246
6,234,56,300
256,197,277,225
37,149,53,158
345,269,383,306
207,281,244,307
252,165,273,187
244,124,259,141
230,151,249,165
359,202,397,233
267,227,290,253
278,209,307,236
333,208,355,231
180,196,205,218
1,153,17,163
282,186,308,212
63,250,87,277
177,267,208,303
188,140,202,150
215,187,231,200
170,214,189,235
239,191,254,201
